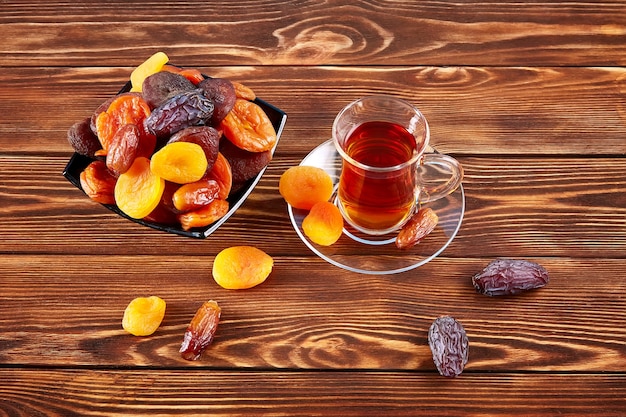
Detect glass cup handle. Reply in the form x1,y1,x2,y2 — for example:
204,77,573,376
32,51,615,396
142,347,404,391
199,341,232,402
417,153,464,203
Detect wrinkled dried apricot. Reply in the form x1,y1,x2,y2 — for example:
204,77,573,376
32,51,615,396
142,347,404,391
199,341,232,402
220,99,277,153
220,138,272,184
150,142,208,184
80,160,117,205
130,51,169,92
95,94,151,155
162,65,205,85
279,166,334,210
122,296,166,336
115,157,165,219
302,201,344,246
178,199,229,231
232,81,256,101
212,246,273,290
204,152,232,200
172,179,220,213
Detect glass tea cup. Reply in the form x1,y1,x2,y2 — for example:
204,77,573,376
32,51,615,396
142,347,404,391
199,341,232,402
332,95,463,236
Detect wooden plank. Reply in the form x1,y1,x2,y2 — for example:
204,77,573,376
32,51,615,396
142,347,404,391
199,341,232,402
1,369,626,415
1,1,625,66
1,66,625,156
0,154,624,258
1,254,625,372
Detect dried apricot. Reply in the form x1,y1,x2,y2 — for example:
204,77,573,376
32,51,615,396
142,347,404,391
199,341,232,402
95,94,151,155
172,179,220,213
130,51,169,92
122,296,166,336
150,142,208,184
279,166,334,210
302,201,344,246
220,138,272,185
220,99,277,153
162,65,205,85
204,152,232,200
80,160,117,205
178,199,229,231
232,81,256,101
115,157,165,219
212,246,274,290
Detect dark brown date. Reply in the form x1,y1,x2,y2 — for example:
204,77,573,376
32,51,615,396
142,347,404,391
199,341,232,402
145,90,214,140
472,259,549,296
395,207,438,249
180,300,221,361
106,123,140,176
428,316,469,378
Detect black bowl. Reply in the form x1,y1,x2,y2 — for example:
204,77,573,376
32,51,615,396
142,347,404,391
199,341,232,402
63,79,287,238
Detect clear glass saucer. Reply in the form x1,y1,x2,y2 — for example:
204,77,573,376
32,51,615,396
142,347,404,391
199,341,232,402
287,139,465,275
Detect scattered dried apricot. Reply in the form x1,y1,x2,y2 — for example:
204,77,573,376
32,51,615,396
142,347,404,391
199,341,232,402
220,99,277,153
279,166,334,210
302,201,344,246
212,246,274,290
150,142,208,184
122,296,166,336
115,156,165,219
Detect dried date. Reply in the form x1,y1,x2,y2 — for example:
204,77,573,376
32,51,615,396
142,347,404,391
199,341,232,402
428,316,469,378
180,300,221,361
395,207,438,249
145,90,214,140
472,259,549,296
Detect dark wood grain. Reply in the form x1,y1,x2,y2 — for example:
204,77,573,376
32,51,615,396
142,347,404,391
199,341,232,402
2,369,626,416
2,66,625,156
1,0,625,67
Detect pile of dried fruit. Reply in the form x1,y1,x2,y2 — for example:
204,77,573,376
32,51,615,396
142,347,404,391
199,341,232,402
68,52,277,231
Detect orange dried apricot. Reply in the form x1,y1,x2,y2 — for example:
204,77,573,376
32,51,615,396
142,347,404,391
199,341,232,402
178,199,229,231
220,99,277,153
232,81,256,101
204,152,232,200
212,246,273,290
122,296,166,336
95,94,151,155
302,201,344,246
150,142,208,184
80,160,117,205
279,166,334,210
115,156,165,219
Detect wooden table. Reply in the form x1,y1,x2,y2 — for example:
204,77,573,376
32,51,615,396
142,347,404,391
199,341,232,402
2,1,626,415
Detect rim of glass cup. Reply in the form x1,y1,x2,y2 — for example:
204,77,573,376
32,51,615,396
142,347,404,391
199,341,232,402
331,95,431,173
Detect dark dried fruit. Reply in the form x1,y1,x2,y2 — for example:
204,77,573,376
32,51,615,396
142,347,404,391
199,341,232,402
198,77,236,124
180,300,221,361
145,90,214,140
106,123,140,176
472,259,549,296
428,316,469,378
141,71,195,109
67,117,102,157
395,207,438,249
219,137,272,184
